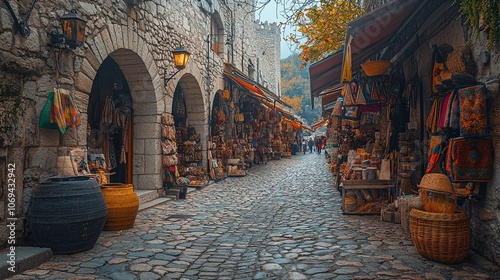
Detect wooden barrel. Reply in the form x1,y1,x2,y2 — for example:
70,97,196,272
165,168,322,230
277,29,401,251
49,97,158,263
27,176,108,254
100,183,139,231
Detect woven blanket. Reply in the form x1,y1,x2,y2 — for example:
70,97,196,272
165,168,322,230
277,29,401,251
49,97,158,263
459,84,489,136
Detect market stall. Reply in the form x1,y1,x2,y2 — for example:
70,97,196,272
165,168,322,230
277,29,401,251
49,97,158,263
86,58,133,185
165,86,208,197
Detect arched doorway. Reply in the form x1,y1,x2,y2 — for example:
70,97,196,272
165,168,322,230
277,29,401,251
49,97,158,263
87,57,133,184
84,48,162,190
170,74,208,184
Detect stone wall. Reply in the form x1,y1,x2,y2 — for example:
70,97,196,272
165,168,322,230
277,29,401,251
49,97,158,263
468,27,500,267
405,8,500,266
0,0,281,248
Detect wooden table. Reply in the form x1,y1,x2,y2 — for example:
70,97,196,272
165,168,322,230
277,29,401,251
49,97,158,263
340,180,395,215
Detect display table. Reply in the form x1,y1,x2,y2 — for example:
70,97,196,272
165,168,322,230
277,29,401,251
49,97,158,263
340,180,394,215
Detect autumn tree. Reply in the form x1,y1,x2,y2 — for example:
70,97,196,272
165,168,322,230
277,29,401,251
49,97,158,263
281,95,304,113
290,1,364,66
255,1,379,65
281,54,321,124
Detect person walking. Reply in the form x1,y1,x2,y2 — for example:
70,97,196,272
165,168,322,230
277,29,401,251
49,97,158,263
316,137,322,154
308,138,314,153
302,139,307,154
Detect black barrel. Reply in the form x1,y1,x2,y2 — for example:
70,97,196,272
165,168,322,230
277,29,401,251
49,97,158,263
27,176,108,254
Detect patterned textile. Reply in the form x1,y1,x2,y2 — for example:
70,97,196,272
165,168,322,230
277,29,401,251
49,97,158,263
448,90,460,130
50,88,81,134
342,83,356,106
458,84,489,137
439,91,452,129
446,137,494,182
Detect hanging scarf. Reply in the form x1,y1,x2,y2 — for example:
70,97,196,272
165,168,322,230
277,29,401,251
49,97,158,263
50,88,81,134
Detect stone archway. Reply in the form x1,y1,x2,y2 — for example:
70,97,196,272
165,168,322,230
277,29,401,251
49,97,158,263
175,73,208,167
77,24,165,191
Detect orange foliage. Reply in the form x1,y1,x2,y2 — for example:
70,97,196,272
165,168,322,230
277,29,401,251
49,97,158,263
281,95,304,114
287,1,365,67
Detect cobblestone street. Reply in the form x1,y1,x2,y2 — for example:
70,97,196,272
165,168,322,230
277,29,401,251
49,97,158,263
11,153,500,279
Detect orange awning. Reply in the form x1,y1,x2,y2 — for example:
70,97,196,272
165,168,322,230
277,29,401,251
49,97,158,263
262,101,295,121
311,118,328,129
290,121,302,129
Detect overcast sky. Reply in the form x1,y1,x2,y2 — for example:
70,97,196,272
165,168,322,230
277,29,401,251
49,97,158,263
255,2,295,59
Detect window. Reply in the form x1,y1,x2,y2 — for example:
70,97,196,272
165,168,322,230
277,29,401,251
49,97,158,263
210,13,224,56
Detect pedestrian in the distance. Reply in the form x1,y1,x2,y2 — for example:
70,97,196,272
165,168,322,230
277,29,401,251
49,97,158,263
302,139,307,154
308,138,314,153
316,137,322,154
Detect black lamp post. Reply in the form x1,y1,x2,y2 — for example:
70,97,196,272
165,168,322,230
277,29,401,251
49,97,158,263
164,46,191,86
49,10,87,49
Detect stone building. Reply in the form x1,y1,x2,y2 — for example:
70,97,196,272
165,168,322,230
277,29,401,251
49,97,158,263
0,0,281,247
253,21,281,94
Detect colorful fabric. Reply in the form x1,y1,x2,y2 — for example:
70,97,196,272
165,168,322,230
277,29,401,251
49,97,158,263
342,82,356,106
39,91,59,130
448,90,460,130
439,91,452,129
459,84,489,137
446,137,494,182
50,88,80,134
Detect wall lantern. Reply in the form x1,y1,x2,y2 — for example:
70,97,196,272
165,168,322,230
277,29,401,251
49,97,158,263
48,10,87,49
164,46,191,86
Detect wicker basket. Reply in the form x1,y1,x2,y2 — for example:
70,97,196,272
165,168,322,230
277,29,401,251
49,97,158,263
419,188,457,214
409,209,471,264
361,60,392,76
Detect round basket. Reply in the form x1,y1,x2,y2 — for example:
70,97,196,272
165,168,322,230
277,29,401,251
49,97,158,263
361,61,392,76
409,209,470,264
419,173,453,194
419,188,456,214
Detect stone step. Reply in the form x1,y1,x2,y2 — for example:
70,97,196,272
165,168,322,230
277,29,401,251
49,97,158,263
0,247,53,279
136,190,162,205
138,198,171,211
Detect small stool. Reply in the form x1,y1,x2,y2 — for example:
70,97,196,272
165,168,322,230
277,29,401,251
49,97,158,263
165,189,180,200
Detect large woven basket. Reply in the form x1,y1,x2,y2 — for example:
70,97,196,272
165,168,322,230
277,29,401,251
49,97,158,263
361,60,392,76
409,209,471,263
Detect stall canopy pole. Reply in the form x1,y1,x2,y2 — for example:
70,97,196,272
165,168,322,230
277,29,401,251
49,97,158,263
341,33,353,83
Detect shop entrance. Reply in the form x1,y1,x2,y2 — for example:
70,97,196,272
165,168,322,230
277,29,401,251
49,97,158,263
87,57,133,184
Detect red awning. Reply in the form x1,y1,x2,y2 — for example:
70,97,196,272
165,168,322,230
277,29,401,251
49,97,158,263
311,118,328,129
261,101,295,121
346,0,420,70
308,0,421,108
321,87,343,107
309,50,344,102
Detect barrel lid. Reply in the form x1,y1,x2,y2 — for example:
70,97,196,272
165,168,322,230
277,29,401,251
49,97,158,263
45,175,91,182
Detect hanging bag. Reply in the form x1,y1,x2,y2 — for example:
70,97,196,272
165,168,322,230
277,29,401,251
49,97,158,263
379,156,391,180
342,82,356,106
446,137,494,182
39,91,59,130
355,81,367,105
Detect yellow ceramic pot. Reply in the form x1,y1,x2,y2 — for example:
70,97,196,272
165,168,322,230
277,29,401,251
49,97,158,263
100,183,139,231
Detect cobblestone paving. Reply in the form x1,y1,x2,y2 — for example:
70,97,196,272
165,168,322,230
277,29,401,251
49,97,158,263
11,153,500,279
